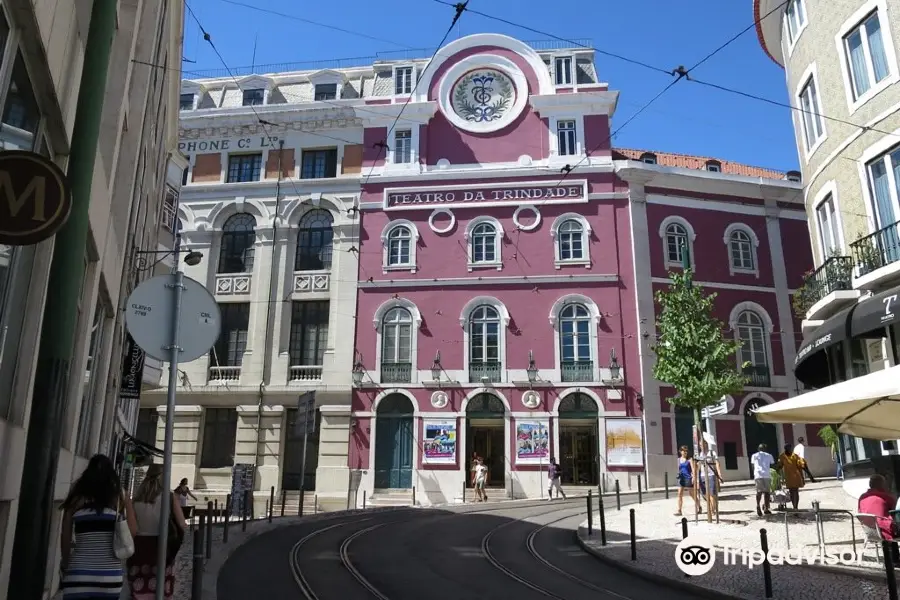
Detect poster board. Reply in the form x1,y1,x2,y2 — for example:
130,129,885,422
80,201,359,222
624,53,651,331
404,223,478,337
423,418,457,464
515,419,550,465
605,418,644,467
230,463,256,517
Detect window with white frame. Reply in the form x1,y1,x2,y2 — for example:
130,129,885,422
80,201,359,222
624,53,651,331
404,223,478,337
785,0,807,44
865,146,900,230
559,304,593,382
179,93,195,111
242,88,264,106
705,160,721,172
381,307,413,383
640,153,657,164
386,225,412,266
394,129,412,164
469,305,501,381
555,56,573,86
816,194,841,256
736,310,770,383
799,76,825,150
395,66,414,95
729,229,755,271
557,120,577,156
76,300,110,457
843,10,891,100
467,218,503,269
664,222,689,264
557,219,585,261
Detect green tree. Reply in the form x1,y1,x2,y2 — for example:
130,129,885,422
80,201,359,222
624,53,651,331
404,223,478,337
652,269,748,448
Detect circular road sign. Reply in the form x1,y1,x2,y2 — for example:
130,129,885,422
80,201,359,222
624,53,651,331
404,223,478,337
125,274,221,362
0,150,73,246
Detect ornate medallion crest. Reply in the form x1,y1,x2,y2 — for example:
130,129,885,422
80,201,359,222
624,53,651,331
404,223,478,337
451,70,515,124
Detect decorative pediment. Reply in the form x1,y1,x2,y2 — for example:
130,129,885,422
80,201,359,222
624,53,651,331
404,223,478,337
181,80,206,95
308,69,347,86
236,75,275,90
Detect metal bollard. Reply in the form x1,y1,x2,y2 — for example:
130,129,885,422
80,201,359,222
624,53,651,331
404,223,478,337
413,486,417,507
191,519,204,600
205,501,213,559
269,486,275,523
214,499,218,523
281,489,287,517
665,472,669,500
314,494,318,515
681,517,688,539
242,490,249,532
637,476,642,504
363,490,367,509
760,529,773,598
598,493,607,546
587,490,593,536
629,508,636,561
265,500,269,521
884,541,899,600
615,480,621,510
300,488,305,517
223,496,230,544
463,479,466,504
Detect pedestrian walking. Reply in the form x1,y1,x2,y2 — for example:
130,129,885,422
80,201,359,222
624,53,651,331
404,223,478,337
696,439,722,517
127,464,187,599
674,445,699,516
776,444,805,511
59,454,137,600
547,458,567,500
472,457,488,502
793,437,816,483
750,443,775,517
174,477,198,519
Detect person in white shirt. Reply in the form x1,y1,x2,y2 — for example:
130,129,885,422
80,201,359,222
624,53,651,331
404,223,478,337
750,443,775,517
473,457,488,502
794,437,816,483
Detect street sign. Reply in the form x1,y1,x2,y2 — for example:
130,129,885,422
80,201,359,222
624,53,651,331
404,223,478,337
125,274,221,362
701,395,735,419
0,150,72,245
119,333,146,399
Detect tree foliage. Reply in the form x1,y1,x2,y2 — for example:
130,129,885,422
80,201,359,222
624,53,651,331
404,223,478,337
652,270,747,412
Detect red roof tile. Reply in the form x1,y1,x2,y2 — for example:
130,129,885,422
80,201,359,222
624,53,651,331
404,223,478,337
755,0,782,66
612,147,791,180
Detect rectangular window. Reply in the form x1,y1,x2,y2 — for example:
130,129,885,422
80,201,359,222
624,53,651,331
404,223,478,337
706,162,721,172
242,88,264,106
162,186,178,231
200,408,238,469
844,11,891,100
554,56,573,86
226,153,262,183
799,77,825,150
76,301,110,457
865,146,900,229
211,303,250,367
394,130,412,164
314,83,337,101
395,66,414,95
136,408,158,445
1,51,40,151
179,93,194,111
557,120,577,156
816,195,841,255
182,167,189,186
288,301,330,366
785,0,807,44
301,149,338,178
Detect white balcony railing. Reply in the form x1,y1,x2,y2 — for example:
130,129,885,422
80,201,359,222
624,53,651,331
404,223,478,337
209,366,241,382
289,365,323,381
215,274,252,295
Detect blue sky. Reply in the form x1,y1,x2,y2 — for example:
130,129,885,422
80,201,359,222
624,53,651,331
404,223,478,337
183,0,799,172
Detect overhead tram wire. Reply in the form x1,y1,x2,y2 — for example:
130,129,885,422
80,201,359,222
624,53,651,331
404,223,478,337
362,1,471,185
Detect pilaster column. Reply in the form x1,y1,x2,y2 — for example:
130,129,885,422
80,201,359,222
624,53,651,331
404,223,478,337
156,404,203,488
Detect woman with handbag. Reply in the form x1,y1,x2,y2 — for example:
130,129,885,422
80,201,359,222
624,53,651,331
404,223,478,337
59,453,137,599
128,464,187,599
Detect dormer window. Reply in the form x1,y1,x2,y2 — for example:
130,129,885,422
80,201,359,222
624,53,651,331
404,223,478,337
705,160,722,173
555,56,573,86
640,152,657,164
242,88,264,106
179,93,195,111
394,66,414,95
786,170,802,182
315,83,337,101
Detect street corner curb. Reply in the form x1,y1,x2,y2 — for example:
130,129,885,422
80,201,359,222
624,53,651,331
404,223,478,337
573,527,750,600
793,559,887,583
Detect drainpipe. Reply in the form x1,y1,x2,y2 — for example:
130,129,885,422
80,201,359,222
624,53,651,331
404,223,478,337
7,2,117,598
254,142,285,472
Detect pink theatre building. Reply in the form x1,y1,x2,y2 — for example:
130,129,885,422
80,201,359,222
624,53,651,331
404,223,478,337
349,33,811,504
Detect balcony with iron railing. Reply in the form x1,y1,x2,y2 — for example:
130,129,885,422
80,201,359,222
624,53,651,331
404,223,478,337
289,365,323,382
469,361,502,384
850,220,900,285
796,255,856,321
561,361,594,382
381,362,412,384
743,364,771,388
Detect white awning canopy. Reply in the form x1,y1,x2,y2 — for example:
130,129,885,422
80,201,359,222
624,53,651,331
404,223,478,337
753,365,900,441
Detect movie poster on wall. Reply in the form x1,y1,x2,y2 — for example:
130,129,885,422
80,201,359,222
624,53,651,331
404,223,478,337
515,419,550,465
423,419,457,464
605,418,644,467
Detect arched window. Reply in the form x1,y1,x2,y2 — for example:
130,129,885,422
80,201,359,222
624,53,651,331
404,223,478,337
559,304,592,382
218,213,257,274
736,311,770,385
381,307,413,383
558,219,584,261
471,223,497,264
705,160,722,173
665,223,688,264
295,209,333,271
729,230,755,271
387,226,412,266
469,305,501,382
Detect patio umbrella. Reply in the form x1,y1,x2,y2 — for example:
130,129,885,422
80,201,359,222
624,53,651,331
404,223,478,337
753,364,900,441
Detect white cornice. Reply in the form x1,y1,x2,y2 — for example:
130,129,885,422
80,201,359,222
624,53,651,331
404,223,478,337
530,91,619,116
357,101,438,127
179,101,359,130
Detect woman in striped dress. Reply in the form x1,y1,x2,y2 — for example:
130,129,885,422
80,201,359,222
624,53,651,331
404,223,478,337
59,454,137,599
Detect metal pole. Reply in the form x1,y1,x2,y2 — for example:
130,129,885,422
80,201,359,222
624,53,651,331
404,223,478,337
629,508,637,561
242,490,249,532
598,493,607,546
682,517,690,578
412,486,417,507
6,2,118,597
205,501,213,559
191,522,204,600
299,406,310,516
615,480,621,510
665,472,669,499
363,490,367,509
587,490,593,536
760,528,773,598
883,541,898,600
223,496,230,544
269,486,275,523
281,489,286,517
214,499,218,523
314,494,318,514
637,476,642,504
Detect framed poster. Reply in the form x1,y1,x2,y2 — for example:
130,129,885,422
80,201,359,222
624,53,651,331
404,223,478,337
606,419,644,467
423,419,457,464
515,419,550,464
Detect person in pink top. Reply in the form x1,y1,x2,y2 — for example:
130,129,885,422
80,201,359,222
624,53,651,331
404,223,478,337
858,474,900,561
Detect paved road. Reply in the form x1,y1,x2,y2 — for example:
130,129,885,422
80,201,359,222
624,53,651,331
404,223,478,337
218,493,700,600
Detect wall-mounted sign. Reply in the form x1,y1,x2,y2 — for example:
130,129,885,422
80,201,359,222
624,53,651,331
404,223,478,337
0,150,72,246
177,135,281,155
119,333,146,400
383,179,588,210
